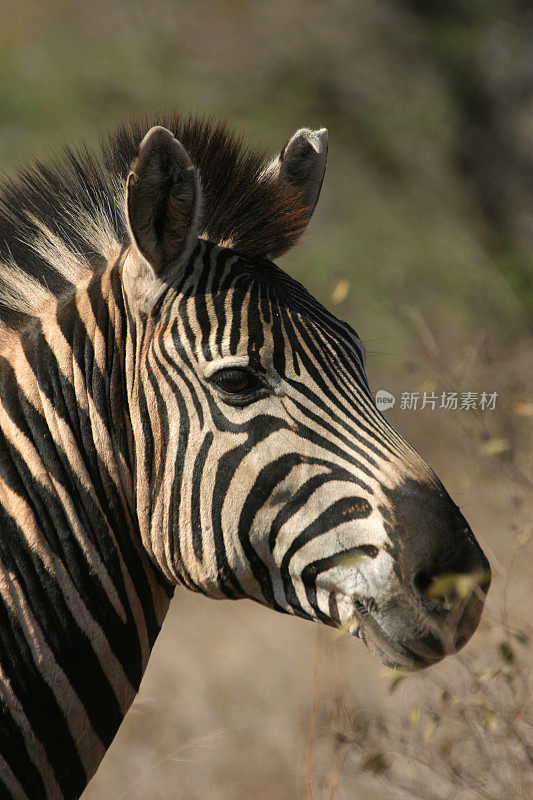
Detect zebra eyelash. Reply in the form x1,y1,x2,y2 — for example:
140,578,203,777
208,366,270,405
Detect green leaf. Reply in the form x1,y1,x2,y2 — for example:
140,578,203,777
388,673,407,694
511,628,529,646
498,641,515,663
362,753,390,774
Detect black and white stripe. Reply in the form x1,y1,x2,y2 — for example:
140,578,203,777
0,116,490,799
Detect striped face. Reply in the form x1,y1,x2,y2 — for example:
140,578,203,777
123,126,490,671
123,241,489,671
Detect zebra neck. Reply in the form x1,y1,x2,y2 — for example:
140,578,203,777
0,270,173,800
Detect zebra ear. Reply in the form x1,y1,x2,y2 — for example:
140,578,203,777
125,126,202,278
263,127,328,257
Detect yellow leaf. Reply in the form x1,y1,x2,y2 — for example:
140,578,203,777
427,573,457,600
417,378,438,394
512,529,532,552
330,279,350,304
428,570,490,601
475,669,497,682
340,550,366,567
331,619,355,640
479,438,510,456
513,400,533,417
482,712,497,731
423,720,438,741
408,704,422,728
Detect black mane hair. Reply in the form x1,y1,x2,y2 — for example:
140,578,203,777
0,113,309,331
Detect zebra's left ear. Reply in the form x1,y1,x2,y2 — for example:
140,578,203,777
262,127,328,257
125,126,202,279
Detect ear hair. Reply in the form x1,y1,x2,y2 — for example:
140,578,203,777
126,126,202,277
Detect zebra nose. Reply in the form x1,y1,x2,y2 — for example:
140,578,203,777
411,516,491,601
384,477,491,654
411,530,491,653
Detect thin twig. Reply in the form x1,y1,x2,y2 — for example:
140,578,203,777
328,738,349,800
304,629,322,800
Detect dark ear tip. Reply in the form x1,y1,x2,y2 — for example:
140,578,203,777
285,128,328,159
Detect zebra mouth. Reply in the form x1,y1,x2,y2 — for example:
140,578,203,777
348,600,443,671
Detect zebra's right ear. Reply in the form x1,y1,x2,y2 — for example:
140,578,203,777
125,126,202,279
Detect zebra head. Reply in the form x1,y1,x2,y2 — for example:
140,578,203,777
122,125,490,671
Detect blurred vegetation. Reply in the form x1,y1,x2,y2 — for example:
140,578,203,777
1,2,531,798
303,356,533,799
1,0,531,340
2,0,531,482
320,618,532,800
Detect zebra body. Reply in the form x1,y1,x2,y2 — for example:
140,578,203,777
0,116,490,799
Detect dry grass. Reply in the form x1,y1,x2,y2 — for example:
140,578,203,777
314,568,532,800
323,626,532,800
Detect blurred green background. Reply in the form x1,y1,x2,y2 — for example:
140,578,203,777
2,0,531,337
1,2,531,798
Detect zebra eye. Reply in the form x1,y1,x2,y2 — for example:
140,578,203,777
210,368,262,398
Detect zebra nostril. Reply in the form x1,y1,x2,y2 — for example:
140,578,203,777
413,570,455,611
413,571,432,598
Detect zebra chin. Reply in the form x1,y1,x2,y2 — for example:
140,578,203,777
307,545,490,672
339,584,489,671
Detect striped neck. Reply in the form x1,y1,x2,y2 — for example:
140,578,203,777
0,261,172,800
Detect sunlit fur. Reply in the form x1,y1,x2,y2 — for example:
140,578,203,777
0,116,489,800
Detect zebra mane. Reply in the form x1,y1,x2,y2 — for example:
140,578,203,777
0,113,310,332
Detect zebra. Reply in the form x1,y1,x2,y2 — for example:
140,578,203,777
0,113,490,800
